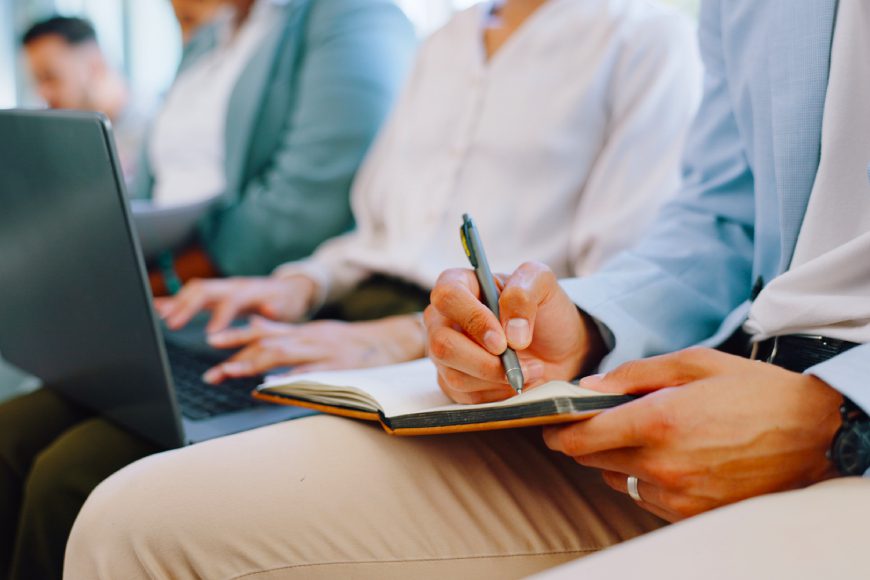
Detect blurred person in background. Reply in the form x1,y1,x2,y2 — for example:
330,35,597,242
137,0,415,291
21,16,147,179
157,0,702,386
170,0,226,44
0,2,414,579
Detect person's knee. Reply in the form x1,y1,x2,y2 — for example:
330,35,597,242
23,446,80,514
64,464,157,578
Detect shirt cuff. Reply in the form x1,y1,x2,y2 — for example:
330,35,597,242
559,277,655,373
806,343,870,416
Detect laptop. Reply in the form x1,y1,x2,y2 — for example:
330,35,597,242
0,109,312,448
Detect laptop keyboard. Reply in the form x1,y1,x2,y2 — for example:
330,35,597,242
164,341,268,421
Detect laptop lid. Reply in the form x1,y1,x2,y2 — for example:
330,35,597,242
0,110,184,448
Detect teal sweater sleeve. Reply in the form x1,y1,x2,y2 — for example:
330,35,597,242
204,0,416,276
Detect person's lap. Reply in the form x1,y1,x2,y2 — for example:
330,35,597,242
0,388,157,580
534,476,870,579
65,415,665,579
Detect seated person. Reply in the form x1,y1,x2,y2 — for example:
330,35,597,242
67,1,870,578
0,2,414,579
169,0,226,44
137,0,415,290
158,0,701,384
21,16,146,179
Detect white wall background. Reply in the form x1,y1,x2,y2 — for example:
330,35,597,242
0,0,15,108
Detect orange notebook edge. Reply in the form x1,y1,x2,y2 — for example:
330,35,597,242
253,390,604,436
252,391,381,423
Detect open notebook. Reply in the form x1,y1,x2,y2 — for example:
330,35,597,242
254,359,633,436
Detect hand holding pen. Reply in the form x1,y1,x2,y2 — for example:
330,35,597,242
423,214,597,405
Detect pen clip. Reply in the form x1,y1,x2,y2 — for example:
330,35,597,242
460,213,479,268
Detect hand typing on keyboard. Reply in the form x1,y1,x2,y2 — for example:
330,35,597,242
202,315,426,384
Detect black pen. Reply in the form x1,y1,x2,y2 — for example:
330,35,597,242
459,214,524,394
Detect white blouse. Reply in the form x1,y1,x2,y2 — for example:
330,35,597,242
148,0,282,207
277,0,702,307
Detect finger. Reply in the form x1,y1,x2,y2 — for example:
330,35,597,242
542,396,655,456
430,269,506,355
153,297,173,317
572,448,650,480
601,470,709,522
579,348,738,395
437,364,516,396
436,369,515,404
208,324,263,348
428,325,529,386
202,345,289,384
164,283,211,330
202,345,266,384
206,298,245,334
600,471,680,522
498,261,557,350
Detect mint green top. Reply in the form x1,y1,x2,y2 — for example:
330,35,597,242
133,0,415,275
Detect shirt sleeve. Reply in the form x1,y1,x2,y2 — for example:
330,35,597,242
568,11,702,276
561,0,757,371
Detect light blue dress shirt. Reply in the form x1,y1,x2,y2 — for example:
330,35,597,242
562,0,870,424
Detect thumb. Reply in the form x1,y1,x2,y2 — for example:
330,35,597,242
498,262,558,350
580,348,725,395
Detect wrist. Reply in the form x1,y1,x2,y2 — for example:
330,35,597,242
369,314,427,363
829,393,870,476
277,274,319,314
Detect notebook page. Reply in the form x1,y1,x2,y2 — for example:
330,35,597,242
259,359,452,416
260,359,612,419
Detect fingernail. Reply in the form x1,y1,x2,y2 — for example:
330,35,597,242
506,319,530,348
522,361,544,382
207,333,227,346
202,369,220,384
580,373,605,388
483,330,506,354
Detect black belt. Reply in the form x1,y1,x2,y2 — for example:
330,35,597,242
724,331,860,373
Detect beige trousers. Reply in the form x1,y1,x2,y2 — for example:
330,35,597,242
64,415,664,579
534,476,870,579
65,414,870,579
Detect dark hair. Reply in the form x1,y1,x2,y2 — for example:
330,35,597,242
21,16,97,47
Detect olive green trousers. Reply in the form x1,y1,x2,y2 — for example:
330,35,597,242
0,389,157,580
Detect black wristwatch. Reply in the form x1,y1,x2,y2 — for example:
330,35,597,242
829,398,870,476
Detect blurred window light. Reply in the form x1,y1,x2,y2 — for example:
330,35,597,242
3,0,698,109
0,1,15,108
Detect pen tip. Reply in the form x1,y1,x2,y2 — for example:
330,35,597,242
506,368,524,395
